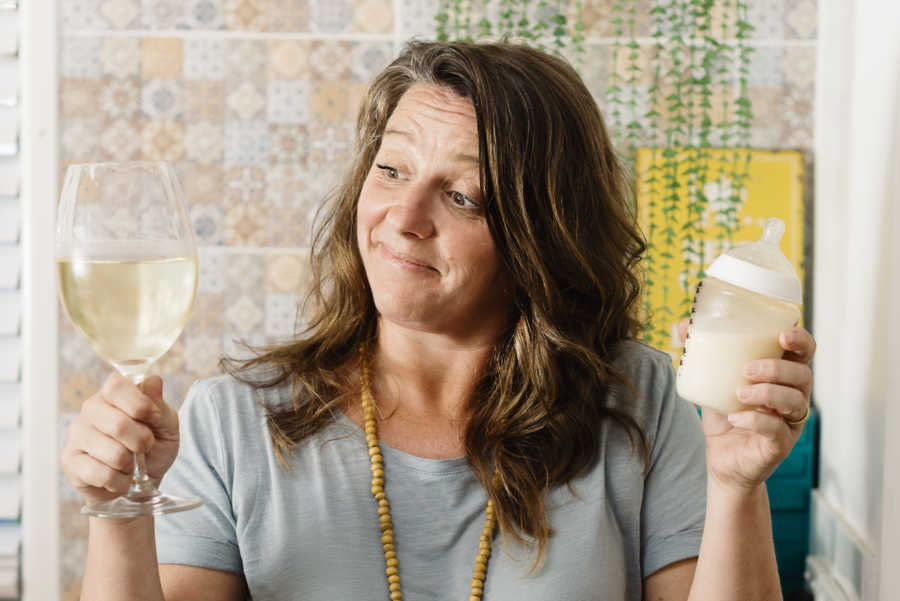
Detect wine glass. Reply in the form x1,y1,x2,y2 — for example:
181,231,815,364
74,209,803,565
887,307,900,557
56,161,203,518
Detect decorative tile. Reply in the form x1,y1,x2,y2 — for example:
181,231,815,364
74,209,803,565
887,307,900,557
307,121,354,165
226,81,267,121
100,37,141,78
267,81,310,124
141,0,186,29
262,162,306,207
224,0,271,31
190,202,226,244
747,0,786,38
266,40,311,81
182,333,223,377
186,0,226,30
747,46,785,87
575,0,613,38
60,118,102,162
310,40,352,80
350,42,393,82
224,121,268,165
100,0,141,29
778,85,814,148
748,86,783,145
580,43,610,103
184,39,227,80
59,501,88,598
397,0,438,38
264,292,300,337
786,0,816,38
264,252,306,292
267,207,310,247
182,162,224,205
61,78,102,119
353,0,393,34
225,165,266,203
310,81,356,122
197,249,226,293
141,78,184,120
58,319,108,375
99,118,142,160
782,46,815,90
183,292,225,336
224,202,269,245
141,38,183,79
184,80,226,120
225,295,265,334
225,252,265,292
57,412,80,501
184,121,225,163
225,40,267,84
309,0,353,33
268,124,309,165
61,0,107,32
265,0,308,32
61,37,103,78
59,370,102,413
141,120,185,160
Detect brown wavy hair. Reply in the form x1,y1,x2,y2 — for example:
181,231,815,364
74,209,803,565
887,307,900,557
224,40,650,567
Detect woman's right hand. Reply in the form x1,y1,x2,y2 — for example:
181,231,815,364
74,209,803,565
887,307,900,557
61,373,181,508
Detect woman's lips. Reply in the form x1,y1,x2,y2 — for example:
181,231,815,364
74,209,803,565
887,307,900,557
378,244,439,273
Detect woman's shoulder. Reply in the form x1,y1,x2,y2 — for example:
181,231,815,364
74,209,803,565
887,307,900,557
179,371,293,429
609,338,677,394
605,338,687,443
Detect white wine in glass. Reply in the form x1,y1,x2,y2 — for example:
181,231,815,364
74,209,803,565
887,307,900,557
56,161,203,517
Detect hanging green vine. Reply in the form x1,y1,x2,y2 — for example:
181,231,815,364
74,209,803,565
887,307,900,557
433,0,585,62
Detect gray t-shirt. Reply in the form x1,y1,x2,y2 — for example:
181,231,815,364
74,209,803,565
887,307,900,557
156,340,707,600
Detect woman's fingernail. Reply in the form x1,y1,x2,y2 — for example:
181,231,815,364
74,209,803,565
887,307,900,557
728,414,740,424
784,331,796,345
744,363,758,377
738,386,753,399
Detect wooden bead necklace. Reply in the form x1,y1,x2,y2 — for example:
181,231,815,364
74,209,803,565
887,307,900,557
359,344,496,601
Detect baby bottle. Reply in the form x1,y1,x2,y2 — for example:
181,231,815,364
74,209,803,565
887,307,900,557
676,218,802,414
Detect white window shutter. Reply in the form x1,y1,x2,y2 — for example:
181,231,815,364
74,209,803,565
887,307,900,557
0,1,20,597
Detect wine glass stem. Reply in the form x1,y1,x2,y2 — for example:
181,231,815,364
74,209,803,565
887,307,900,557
126,372,159,501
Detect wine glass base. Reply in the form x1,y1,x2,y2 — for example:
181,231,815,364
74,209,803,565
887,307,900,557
81,493,203,518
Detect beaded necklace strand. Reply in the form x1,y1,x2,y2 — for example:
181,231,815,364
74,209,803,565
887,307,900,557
359,344,496,601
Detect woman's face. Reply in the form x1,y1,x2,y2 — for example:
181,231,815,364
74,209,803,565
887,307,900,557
356,83,512,343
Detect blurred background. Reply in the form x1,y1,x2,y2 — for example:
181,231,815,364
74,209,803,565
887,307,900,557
1,0,898,600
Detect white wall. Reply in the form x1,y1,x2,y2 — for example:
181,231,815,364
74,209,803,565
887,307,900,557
811,0,900,599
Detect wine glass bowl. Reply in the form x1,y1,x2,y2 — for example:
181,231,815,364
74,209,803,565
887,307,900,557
56,161,203,517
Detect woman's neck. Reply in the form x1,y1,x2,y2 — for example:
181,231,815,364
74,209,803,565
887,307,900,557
369,321,499,423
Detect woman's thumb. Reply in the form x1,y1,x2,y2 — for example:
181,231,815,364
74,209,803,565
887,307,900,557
139,375,165,407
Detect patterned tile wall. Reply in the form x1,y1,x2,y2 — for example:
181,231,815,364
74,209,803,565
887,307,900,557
55,0,817,597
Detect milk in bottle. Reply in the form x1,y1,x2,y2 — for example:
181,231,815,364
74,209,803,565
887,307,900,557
676,218,802,414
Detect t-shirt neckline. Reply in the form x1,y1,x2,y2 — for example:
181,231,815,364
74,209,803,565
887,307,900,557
333,410,472,475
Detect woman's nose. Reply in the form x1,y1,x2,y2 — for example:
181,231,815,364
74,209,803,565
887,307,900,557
385,184,436,239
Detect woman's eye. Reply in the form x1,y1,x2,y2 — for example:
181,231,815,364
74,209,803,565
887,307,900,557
375,164,400,179
450,191,480,210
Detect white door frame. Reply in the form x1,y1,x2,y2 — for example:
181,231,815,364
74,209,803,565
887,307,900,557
21,0,60,599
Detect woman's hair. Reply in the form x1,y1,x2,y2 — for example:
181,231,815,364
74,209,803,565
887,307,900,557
224,40,650,567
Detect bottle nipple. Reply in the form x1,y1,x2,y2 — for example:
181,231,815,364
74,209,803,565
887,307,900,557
761,217,785,245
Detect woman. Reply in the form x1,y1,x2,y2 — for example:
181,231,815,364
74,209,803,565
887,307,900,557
63,41,815,601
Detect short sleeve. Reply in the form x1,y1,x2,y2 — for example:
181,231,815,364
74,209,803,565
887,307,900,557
155,379,243,575
640,360,707,579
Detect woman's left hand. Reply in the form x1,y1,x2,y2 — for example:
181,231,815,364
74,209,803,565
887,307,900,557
677,320,816,494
